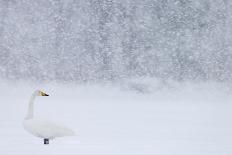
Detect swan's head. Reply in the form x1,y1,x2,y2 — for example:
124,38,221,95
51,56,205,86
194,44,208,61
34,90,49,96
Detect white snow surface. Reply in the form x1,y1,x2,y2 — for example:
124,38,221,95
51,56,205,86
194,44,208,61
0,81,232,155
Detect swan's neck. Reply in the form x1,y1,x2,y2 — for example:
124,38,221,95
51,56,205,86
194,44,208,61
25,94,37,119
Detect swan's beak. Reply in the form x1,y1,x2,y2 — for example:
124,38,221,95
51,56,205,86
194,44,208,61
43,93,49,96
40,91,49,96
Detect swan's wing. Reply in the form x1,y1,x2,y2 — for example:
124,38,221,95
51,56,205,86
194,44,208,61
23,119,75,139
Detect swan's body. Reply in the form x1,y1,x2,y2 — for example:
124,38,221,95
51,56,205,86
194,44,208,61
23,119,74,139
23,90,75,144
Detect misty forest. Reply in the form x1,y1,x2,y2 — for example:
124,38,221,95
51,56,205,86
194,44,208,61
0,0,231,83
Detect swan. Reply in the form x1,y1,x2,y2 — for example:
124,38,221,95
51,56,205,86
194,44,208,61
23,90,75,144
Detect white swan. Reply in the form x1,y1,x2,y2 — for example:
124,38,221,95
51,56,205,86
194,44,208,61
23,90,75,144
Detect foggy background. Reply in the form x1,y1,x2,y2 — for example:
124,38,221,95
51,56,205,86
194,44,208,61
0,0,231,83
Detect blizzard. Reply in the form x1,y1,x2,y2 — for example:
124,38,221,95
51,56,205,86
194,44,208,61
0,0,232,154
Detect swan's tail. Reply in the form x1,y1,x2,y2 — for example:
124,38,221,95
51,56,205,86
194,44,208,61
56,126,76,137
66,129,76,136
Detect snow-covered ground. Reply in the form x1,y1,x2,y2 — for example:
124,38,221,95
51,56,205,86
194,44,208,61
0,81,232,155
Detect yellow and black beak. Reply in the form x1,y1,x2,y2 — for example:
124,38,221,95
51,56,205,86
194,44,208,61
39,91,49,96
